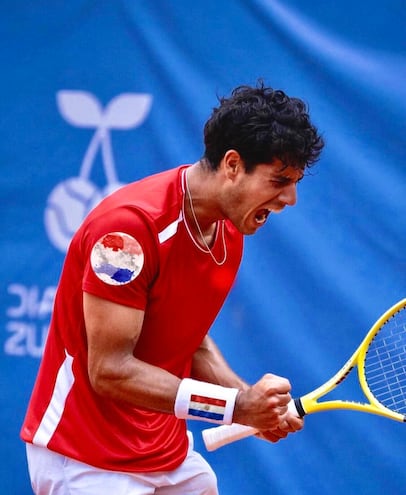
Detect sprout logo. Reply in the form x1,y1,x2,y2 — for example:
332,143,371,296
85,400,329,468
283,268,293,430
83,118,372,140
44,90,152,253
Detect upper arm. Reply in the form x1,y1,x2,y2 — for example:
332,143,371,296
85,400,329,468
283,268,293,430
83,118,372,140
83,291,145,392
83,291,181,411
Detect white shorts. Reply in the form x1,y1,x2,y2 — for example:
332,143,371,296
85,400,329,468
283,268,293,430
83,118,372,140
26,432,218,495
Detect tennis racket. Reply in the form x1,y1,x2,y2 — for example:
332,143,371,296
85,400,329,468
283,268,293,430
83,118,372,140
202,298,406,451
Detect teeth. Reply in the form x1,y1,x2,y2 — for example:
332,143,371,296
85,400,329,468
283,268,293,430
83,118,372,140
255,209,271,224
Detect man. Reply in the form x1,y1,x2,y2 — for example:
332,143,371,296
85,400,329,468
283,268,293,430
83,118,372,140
21,81,324,494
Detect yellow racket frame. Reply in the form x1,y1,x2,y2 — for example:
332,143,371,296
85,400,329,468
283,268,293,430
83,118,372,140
299,298,406,422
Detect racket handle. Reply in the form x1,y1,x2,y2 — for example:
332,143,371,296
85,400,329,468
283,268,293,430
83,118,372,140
202,423,258,451
202,399,301,451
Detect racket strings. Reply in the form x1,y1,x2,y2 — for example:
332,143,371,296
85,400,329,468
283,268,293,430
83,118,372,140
364,308,406,414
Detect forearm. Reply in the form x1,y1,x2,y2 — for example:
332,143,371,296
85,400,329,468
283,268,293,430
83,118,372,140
191,335,249,391
96,336,245,424
90,353,181,414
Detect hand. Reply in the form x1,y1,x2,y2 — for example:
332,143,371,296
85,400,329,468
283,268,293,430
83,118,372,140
256,411,304,443
233,373,293,431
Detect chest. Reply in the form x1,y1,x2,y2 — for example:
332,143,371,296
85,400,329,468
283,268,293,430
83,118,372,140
134,221,243,372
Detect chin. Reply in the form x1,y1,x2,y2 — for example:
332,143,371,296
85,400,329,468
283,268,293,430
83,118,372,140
242,224,261,235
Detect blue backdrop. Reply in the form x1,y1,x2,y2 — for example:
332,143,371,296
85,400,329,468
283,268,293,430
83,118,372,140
1,1,405,493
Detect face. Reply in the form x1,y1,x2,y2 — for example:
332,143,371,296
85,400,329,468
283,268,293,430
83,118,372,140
222,157,303,235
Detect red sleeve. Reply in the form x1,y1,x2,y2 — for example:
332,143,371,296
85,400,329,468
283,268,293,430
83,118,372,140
81,205,158,310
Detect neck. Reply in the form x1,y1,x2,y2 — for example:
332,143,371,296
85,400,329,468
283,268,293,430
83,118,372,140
182,166,227,265
184,165,219,245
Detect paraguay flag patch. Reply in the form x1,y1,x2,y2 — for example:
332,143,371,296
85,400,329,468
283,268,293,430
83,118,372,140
90,232,144,286
188,395,227,421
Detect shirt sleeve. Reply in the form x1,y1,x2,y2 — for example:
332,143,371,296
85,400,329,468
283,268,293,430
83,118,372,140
81,205,159,311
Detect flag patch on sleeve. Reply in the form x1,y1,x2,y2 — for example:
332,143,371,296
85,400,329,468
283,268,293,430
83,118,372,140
90,232,144,285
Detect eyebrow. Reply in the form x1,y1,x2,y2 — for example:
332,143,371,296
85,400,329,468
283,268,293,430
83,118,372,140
274,172,304,183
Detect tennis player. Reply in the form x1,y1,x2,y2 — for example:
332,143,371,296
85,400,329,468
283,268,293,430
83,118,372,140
21,81,324,494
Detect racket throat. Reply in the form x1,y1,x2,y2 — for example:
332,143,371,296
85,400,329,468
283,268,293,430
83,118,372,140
294,398,307,417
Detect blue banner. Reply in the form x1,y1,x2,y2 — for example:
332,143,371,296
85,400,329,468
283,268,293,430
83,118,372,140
1,1,405,493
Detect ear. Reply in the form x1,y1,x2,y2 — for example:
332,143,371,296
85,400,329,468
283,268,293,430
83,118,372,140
223,150,244,179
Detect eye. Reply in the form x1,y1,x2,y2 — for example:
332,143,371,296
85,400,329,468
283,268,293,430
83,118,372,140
271,177,291,186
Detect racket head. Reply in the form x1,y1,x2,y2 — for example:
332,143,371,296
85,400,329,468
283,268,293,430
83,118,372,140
358,298,406,419
296,299,406,421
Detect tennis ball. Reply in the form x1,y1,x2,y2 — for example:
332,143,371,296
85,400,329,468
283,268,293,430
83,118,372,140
87,181,124,212
44,176,102,253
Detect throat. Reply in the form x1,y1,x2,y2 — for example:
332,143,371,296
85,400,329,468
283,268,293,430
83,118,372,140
194,221,218,248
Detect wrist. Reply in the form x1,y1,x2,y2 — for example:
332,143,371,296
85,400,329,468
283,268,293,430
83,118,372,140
174,378,239,425
231,389,245,424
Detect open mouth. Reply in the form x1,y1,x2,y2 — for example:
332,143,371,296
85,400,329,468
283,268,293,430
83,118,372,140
254,208,272,225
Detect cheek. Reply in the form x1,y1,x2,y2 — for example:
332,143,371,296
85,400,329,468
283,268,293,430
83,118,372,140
222,195,247,226
225,182,264,216
224,187,242,210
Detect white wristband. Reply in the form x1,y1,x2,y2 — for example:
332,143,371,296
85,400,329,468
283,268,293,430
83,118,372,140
174,378,239,425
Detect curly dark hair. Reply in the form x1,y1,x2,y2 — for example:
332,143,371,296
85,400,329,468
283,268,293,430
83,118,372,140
203,81,324,172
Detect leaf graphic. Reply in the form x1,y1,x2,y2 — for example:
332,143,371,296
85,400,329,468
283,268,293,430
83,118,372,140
57,90,103,128
103,93,153,129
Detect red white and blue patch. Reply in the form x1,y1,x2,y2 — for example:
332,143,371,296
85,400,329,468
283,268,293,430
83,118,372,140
90,232,144,286
188,395,227,421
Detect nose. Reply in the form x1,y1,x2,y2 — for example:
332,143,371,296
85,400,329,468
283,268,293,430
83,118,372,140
280,183,297,206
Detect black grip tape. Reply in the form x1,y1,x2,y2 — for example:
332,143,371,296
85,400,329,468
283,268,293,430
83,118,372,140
294,398,306,417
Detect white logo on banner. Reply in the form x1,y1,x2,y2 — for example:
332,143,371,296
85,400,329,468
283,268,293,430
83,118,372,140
5,284,56,357
44,90,152,253
3,91,152,358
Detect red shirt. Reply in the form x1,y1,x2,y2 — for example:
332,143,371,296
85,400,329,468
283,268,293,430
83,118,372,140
21,165,243,472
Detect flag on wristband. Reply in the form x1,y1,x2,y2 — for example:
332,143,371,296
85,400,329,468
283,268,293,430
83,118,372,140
188,395,227,421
